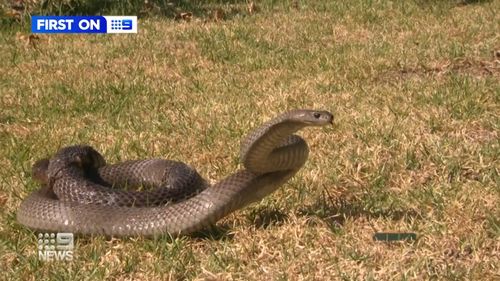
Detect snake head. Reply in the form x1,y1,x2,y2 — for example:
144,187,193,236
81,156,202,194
32,158,50,184
45,145,106,181
76,145,107,170
288,109,334,126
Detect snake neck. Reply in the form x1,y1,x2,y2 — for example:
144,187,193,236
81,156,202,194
240,119,307,173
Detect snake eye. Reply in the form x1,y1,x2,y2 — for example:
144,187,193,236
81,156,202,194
313,112,321,119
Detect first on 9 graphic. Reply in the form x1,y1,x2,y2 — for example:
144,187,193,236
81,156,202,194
31,16,137,34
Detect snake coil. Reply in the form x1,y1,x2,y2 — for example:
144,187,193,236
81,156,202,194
18,109,333,237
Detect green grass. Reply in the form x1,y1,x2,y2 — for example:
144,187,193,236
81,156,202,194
1,0,499,280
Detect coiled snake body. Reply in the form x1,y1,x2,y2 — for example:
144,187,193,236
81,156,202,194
17,110,333,236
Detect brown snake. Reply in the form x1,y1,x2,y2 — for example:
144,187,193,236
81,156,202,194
17,109,333,237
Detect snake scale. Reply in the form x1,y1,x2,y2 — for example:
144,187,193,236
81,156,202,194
17,109,333,237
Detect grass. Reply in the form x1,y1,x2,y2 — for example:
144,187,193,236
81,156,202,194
0,0,499,280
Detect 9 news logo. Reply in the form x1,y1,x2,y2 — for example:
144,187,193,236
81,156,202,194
32,16,137,34
38,233,74,261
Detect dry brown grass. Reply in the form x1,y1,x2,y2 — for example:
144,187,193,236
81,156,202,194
0,0,499,280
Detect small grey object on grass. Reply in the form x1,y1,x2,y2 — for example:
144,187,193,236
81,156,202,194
373,233,417,242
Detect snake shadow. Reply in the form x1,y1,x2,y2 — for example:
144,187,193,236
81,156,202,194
246,207,290,229
241,194,423,233
185,208,291,241
295,195,424,232
189,207,290,240
189,225,235,241
167,191,424,241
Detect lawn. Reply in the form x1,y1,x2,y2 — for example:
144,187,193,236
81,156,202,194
0,0,499,280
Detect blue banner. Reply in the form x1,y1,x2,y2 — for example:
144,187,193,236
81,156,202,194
32,16,108,33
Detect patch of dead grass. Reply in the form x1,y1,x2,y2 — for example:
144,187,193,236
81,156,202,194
1,0,499,280
377,56,500,82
